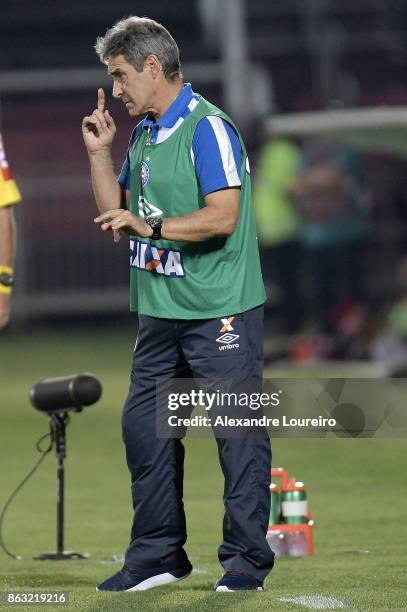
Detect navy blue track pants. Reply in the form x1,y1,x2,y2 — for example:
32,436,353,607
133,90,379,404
122,305,274,581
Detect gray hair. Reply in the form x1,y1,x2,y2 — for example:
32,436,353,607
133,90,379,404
95,16,182,82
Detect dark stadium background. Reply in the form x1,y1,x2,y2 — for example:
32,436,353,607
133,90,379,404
1,0,407,337
1,3,407,610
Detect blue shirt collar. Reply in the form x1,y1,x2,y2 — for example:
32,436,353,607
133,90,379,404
143,83,194,129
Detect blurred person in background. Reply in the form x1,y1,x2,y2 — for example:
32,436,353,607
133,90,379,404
253,137,303,333
82,16,273,594
294,139,370,335
371,257,407,375
0,133,21,330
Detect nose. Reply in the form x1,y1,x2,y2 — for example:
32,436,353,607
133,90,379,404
112,80,123,99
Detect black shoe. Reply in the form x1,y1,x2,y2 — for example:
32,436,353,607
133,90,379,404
214,571,264,592
96,562,193,592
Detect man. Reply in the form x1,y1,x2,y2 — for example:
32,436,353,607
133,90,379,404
0,133,20,330
82,16,274,593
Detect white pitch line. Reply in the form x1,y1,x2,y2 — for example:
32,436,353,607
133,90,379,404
277,595,346,609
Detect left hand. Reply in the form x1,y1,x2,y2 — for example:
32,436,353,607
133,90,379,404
94,209,152,242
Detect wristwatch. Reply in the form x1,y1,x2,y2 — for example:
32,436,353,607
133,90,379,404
145,216,163,241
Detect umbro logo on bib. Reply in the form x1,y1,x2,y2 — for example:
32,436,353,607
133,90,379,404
138,195,164,219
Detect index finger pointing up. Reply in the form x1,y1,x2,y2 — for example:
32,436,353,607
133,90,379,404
97,88,105,112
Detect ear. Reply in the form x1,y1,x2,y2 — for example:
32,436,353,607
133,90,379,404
145,55,162,79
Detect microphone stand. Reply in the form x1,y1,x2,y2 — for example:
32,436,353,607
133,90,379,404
34,412,88,560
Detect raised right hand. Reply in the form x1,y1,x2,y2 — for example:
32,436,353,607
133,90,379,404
82,88,116,154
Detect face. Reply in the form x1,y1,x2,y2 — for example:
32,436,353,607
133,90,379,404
108,54,156,117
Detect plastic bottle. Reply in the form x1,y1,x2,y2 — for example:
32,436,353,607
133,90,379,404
266,531,287,556
281,479,308,524
285,531,308,556
269,483,280,525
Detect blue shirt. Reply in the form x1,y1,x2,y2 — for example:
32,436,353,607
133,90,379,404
117,83,242,197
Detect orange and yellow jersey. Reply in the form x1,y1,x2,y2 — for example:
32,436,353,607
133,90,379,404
0,132,21,208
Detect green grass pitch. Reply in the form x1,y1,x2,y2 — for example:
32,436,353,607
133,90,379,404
0,326,406,611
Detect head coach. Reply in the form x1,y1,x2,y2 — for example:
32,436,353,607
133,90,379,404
82,16,274,593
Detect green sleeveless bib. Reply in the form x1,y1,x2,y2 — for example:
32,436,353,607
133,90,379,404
128,98,266,319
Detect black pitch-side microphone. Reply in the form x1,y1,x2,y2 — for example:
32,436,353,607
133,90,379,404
30,374,102,413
